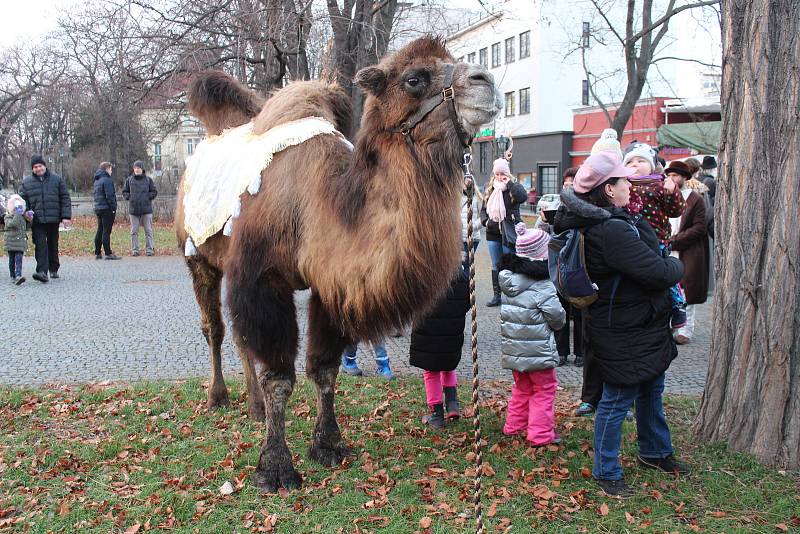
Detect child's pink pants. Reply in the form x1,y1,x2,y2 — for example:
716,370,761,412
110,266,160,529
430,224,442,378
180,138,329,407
423,370,458,406
503,369,558,445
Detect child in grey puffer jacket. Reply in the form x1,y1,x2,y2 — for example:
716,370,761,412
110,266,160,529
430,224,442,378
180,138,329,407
499,223,565,446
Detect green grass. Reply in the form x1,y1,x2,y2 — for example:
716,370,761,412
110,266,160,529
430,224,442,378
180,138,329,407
0,378,797,533
0,216,178,257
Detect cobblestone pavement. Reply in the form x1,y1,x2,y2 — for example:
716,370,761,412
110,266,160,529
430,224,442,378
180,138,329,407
0,246,710,395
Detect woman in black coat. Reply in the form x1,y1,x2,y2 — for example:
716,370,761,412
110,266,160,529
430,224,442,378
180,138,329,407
410,270,469,429
554,152,689,497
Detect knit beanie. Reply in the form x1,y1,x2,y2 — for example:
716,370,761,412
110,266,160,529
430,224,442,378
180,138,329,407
132,160,145,170
623,142,656,172
591,128,622,158
514,223,550,260
492,158,511,176
30,155,46,168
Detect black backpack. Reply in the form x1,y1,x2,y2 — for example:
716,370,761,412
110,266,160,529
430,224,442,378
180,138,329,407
548,215,640,308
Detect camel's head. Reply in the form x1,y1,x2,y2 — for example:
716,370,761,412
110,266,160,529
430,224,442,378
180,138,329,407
355,36,501,147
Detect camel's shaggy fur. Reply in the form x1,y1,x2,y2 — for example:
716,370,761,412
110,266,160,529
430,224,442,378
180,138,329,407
176,36,500,491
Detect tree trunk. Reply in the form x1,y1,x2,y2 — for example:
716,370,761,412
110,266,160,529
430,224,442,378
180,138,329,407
693,0,800,468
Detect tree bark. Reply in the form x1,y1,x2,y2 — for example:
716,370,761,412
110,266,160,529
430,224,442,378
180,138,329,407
693,0,800,468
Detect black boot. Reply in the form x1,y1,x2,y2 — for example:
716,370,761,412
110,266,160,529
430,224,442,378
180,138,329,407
422,403,445,430
443,387,460,420
486,270,501,307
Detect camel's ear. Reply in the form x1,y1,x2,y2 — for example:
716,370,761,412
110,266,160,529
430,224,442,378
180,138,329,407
354,66,387,96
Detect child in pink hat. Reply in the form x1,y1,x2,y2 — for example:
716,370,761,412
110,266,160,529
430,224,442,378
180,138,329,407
497,223,565,446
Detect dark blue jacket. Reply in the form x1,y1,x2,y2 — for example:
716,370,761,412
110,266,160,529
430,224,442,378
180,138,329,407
20,170,72,224
554,188,683,386
93,170,117,212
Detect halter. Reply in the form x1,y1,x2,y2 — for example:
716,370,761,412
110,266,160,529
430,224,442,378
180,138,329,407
392,63,473,150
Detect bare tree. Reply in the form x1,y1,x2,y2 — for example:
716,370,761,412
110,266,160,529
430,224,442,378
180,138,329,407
693,0,800,468
326,0,398,135
564,0,720,137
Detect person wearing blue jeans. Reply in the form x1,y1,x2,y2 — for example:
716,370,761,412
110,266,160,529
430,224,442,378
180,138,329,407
593,373,677,482
554,151,690,498
341,339,393,379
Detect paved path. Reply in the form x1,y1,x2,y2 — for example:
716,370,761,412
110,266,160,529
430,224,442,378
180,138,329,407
0,247,711,394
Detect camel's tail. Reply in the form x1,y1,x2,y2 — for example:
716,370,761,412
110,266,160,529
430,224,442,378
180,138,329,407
188,71,263,136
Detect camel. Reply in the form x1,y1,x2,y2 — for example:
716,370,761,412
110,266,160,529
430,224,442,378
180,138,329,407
175,36,501,492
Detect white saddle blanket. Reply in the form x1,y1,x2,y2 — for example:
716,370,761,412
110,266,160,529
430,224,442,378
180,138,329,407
183,116,349,247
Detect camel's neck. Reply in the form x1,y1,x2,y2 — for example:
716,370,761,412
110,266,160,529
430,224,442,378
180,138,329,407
318,128,465,338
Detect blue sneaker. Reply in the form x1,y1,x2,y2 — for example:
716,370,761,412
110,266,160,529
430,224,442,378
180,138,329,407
340,356,363,376
375,358,394,380
574,402,595,417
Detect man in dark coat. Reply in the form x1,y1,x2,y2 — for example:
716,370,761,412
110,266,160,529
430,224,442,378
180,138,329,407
20,155,72,282
123,160,158,256
93,161,121,260
665,161,709,345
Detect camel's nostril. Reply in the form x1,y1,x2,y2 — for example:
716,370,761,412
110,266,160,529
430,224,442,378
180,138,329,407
469,72,492,84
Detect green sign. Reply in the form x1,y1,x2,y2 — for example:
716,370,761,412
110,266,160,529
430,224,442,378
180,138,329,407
476,127,494,138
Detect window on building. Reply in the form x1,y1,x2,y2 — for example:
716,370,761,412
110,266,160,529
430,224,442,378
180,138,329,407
479,47,488,68
539,164,559,195
491,42,501,68
479,142,489,175
467,52,476,63
504,91,515,116
187,138,200,156
505,37,515,63
582,79,590,106
519,31,530,58
153,142,162,171
582,22,590,48
519,87,530,114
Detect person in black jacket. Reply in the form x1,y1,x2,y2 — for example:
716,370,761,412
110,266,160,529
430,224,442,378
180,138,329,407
555,151,689,498
480,158,527,307
123,160,158,256
20,155,72,282
410,270,470,429
93,161,121,260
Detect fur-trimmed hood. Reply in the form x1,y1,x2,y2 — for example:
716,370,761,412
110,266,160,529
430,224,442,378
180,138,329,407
498,255,551,298
499,253,549,279
554,187,631,233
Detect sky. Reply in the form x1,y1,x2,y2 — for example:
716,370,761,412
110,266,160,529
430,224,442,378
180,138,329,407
0,0,72,47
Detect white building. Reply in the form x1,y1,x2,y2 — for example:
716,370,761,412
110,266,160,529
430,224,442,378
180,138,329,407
445,0,721,193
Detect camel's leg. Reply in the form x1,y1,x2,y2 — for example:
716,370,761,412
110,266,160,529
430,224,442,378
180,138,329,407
235,340,266,421
186,257,229,410
227,271,301,492
306,291,351,467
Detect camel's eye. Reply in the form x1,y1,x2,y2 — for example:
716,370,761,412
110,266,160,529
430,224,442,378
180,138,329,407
403,70,429,95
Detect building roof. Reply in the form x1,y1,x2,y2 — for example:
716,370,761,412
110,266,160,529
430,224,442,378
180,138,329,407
661,98,721,114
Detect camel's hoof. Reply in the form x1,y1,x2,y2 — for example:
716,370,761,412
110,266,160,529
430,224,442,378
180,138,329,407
251,465,302,493
309,440,351,467
207,391,231,411
248,401,266,422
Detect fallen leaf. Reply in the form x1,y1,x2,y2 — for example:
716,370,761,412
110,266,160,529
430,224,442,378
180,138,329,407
598,503,609,516
775,524,789,532
708,511,726,518
625,512,635,524
419,516,432,528
124,524,141,534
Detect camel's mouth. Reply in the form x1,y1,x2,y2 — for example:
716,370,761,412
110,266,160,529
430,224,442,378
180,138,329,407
453,64,503,136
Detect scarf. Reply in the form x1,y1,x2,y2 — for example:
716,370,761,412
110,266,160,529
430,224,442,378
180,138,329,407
486,178,507,223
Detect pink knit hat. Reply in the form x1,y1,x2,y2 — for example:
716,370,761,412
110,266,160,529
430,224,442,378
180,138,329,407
574,151,636,193
492,158,511,175
514,223,549,260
